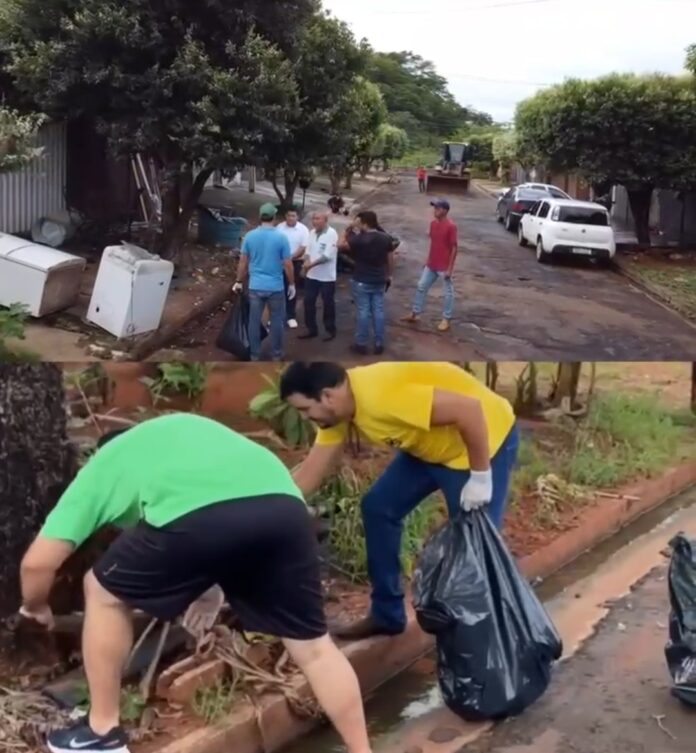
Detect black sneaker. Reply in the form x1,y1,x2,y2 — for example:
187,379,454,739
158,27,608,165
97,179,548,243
47,719,129,753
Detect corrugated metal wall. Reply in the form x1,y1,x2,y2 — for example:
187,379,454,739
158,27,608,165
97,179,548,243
0,122,67,234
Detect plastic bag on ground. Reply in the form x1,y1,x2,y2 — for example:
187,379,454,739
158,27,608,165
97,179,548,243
215,294,267,361
664,533,696,706
412,510,563,721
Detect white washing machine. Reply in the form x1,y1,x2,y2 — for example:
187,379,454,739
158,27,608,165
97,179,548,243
87,242,174,338
0,232,86,316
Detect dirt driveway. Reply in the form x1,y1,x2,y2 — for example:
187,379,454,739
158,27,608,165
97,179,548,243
166,178,696,361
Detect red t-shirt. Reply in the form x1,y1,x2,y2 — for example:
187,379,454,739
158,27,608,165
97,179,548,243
417,168,427,180
427,218,458,271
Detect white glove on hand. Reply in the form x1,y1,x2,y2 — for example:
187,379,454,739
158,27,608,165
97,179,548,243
232,282,243,294
182,585,225,640
460,469,493,512
19,604,55,630
287,284,296,300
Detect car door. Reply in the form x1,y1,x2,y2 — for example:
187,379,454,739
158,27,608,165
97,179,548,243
498,188,513,217
523,201,540,240
536,201,551,240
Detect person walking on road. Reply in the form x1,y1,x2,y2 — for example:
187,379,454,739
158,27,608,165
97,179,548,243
233,203,295,361
299,211,339,342
416,165,427,193
402,198,458,332
19,414,373,753
280,361,520,641
338,210,394,356
276,208,310,330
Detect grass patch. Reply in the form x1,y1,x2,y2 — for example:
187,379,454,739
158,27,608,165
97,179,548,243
623,260,696,321
510,391,693,527
318,469,444,584
192,680,238,724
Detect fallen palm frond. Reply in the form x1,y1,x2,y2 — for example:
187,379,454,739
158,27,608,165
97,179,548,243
0,686,72,752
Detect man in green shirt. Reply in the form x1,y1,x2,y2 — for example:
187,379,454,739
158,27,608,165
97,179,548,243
19,414,371,753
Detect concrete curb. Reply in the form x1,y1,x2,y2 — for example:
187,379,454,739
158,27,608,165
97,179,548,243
613,257,696,332
139,461,696,753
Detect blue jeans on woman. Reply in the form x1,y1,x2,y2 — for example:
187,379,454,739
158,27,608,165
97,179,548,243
412,265,454,320
248,290,286,361
361,423,520,632
351,280,386,348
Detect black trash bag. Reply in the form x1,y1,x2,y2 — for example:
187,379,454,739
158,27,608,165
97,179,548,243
412,510,563,721
664,533,696,706
215,294,267,361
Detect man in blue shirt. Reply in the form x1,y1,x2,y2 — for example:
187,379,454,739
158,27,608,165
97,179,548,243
234,203,296,360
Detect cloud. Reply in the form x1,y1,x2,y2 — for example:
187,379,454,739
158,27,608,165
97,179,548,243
324,0,695,121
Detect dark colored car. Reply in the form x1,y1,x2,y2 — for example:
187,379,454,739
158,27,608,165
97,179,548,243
496,187,559,231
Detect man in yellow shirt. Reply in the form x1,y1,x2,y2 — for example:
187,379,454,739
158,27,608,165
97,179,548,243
280,361,519,641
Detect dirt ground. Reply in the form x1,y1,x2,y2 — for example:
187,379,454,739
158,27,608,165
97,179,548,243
164,178,696,361
465,565,694,753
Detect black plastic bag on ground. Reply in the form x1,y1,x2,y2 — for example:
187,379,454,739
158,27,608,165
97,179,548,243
664,533,696,706
215,294,267,361
412,510,563,721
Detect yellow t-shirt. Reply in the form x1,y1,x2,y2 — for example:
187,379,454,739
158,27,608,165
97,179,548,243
314,362,515,470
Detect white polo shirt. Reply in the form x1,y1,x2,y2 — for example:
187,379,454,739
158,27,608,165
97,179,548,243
276,221,310,258
306,226,339,283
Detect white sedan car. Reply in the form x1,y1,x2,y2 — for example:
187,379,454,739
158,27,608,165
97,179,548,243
518,198,616,264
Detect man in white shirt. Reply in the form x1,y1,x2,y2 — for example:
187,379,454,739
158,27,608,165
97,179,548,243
299,211,338,342
276,208,310,329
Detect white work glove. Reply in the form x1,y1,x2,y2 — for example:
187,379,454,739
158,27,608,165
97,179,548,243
19,604,55,630
460,469,493,512
182,585,225,640
287,284,297,300
232,282,243,294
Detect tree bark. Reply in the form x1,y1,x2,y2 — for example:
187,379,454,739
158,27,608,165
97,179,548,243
626,186,654,247
691,362,696,415
344,171,353,190
283,168,299,209
0,364,78,618
550,362,583,409
329,167,343,195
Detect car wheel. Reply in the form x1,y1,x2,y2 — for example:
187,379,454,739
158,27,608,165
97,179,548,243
496,212,504,223
518,224,528,247
504,213,514,232
536,238,551,264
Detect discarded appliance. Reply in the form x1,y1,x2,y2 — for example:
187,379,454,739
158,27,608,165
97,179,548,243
0,232,86,316
87,242,174,338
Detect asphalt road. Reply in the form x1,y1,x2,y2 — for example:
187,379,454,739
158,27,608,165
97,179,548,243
167,178,696,361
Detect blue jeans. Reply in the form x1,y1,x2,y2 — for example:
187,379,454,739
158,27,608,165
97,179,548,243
412,266,454,320
352,280,386,347
361,423,520,631
248,290,286,361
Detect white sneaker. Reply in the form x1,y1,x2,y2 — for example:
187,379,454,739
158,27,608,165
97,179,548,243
287,319,299,329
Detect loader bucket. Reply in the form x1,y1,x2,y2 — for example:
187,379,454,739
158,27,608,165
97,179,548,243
426,173,471,195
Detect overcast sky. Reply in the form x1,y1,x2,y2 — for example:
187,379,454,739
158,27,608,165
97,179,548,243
322,0,696,122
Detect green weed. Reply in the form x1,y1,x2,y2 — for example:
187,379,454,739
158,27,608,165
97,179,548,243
192,680,238,724
248,373,315,448
145,363,210,406
0,302,38,362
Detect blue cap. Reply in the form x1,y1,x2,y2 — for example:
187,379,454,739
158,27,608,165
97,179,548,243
430,198,450,211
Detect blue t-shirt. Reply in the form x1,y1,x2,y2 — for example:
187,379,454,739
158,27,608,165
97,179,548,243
241,226,291,292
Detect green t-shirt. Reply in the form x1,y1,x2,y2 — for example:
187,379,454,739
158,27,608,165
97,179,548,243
40,413,303,547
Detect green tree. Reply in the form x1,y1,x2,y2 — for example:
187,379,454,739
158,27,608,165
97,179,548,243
515,74,696,245
368,123,409,173
263,12,367,207
0,105,44,172
366,50,491,148
3,0,318,259
492,130,521,182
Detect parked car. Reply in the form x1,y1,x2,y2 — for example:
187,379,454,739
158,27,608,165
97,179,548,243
517,198,615,264
518,182,571,199
496,187,549,231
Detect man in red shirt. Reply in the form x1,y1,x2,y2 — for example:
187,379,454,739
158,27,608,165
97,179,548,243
403,198,458,331
416,166,427,193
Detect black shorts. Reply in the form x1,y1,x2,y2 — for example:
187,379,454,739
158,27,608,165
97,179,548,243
92,495,326,640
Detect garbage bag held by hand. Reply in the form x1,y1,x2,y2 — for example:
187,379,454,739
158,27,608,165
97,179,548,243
215,294,267,361
412,510,563,721
664,533,696,706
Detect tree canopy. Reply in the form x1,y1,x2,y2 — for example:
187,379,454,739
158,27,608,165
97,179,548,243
0,105,44,172
515,73,696,243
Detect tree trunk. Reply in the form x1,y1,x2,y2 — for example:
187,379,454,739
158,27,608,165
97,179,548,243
626,186,653,247
329,167,343,195
159,166,213,263
359,157,370,178
283,169,299,209
550,362,583,409
691,363,696,415
344,171,353,190
0,364,77,618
